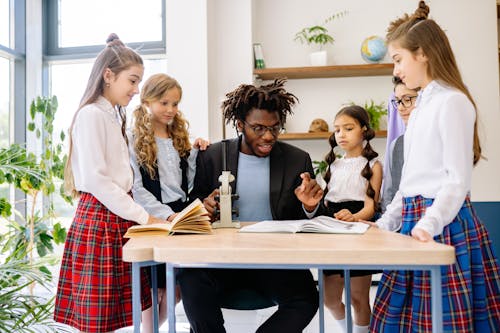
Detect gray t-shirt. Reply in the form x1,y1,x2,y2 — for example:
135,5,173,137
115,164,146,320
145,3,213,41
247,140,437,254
235,153,273,221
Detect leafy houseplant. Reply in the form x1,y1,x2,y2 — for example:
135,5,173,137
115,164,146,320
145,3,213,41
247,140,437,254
349,100,387,131
0,95,72,331
1,96,70,287
294,11,347,66
362,100,387,131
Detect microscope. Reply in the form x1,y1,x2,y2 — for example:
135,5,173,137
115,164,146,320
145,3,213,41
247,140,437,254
212,140,240,229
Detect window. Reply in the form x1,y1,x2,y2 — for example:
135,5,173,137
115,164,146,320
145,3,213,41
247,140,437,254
45,0,166,58
0,0,10,47
0,57,10,148
0,0,26,215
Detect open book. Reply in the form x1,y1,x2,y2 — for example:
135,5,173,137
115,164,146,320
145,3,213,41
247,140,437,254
124,198,212,237
239,215,369,234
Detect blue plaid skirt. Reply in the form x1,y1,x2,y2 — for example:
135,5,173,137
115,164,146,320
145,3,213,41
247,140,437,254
370,196,500,333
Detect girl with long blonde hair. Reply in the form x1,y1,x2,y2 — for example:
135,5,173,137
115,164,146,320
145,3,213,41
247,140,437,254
128,73,208,332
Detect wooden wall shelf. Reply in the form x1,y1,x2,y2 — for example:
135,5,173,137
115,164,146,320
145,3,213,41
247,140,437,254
254,64,394,80
279,130,387,140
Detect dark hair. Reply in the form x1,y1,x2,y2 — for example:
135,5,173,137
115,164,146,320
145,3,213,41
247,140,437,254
392,76,403,86
324,105,379,210
387,1,481,165
221,78,298,128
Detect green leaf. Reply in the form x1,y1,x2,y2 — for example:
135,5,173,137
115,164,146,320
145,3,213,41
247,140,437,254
27,123,35,132
52,222,67,244
29,101,36,120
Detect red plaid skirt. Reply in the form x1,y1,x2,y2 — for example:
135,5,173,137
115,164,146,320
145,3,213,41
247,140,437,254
54,193,152,332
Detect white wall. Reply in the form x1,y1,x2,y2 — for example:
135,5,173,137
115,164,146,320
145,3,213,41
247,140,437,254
165,0,209,139
168,0,500,201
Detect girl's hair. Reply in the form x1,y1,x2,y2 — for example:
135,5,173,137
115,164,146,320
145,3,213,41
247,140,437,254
64,33,144,197
222,78,297,127
324,105,379,208
387,1,482,165
132,73,191,179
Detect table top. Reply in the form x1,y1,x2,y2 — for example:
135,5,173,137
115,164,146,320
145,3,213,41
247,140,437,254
123,225,455,266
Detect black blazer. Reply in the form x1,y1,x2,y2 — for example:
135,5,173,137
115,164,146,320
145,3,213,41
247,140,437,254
190,136,316,220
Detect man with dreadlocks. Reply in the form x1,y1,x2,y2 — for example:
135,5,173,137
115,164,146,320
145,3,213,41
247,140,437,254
178,79,322,333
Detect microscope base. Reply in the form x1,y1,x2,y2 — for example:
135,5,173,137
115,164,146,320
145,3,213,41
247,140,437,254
212,220,240,229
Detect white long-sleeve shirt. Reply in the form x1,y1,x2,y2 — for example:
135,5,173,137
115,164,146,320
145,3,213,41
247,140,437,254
376,80,475,236
71,96,149,224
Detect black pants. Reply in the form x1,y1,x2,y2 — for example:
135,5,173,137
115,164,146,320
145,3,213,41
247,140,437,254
178,268,319,333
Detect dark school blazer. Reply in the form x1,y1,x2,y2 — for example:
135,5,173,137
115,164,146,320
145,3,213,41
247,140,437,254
190,136,318,220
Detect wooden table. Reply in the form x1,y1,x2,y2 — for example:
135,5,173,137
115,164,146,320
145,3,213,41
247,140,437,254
123,225,455,333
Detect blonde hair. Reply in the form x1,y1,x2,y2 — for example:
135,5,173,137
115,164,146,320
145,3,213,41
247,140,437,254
387,1,482,165
64,33,144,198
132,73,192,178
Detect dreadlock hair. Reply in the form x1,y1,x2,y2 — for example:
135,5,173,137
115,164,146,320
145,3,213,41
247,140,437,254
131,73,191,179
386,1,482,165
323,105,379,210
221,78,298,128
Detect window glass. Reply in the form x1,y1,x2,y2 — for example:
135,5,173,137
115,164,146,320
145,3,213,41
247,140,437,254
49,58,167,218
0,57,10,148
58,0,162,47
0,0,9,47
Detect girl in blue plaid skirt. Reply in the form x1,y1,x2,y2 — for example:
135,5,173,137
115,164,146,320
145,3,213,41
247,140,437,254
54,34,164,333
369,2,500,332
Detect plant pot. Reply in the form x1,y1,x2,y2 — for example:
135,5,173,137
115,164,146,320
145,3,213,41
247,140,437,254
309,50,327,66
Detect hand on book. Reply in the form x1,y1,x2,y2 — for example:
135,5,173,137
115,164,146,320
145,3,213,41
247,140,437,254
147,215,167,225
333,209,356,222
295,172,323,211
167,213,178,222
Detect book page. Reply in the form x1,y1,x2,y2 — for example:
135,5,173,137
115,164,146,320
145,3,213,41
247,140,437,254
171,198,208,225
124,223,172,238
239,220,305,233
302,216,369,234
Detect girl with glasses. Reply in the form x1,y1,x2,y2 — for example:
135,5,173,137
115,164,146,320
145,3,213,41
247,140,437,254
381,77,419,212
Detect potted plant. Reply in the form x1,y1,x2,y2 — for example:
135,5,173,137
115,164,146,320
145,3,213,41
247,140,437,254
362,99,387,131
348,100,387,131
294,11,347,66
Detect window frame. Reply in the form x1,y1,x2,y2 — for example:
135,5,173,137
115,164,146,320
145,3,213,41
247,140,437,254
43,0,166,60
1,0,26,216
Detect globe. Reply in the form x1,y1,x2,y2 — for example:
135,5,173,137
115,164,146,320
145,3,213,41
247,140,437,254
361,36,387,63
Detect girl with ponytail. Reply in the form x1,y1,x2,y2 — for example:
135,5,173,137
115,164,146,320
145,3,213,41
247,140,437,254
55,34,163,333
370,1,500,332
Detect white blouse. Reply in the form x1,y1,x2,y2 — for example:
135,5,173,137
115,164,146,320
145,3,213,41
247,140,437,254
128,134,199,220
377,80,475,236
71,96,149,224
324,155,378,203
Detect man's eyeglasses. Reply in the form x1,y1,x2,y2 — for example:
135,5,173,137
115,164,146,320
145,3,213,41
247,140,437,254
243,121,283,137
391,95,418,109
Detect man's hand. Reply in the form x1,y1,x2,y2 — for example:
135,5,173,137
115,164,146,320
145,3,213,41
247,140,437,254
203,189,220,221
294,172,323,212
